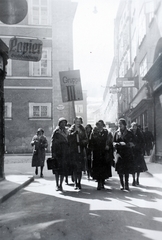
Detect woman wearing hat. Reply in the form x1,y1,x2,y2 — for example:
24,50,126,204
31,128,48,177
130,122,148,186
85,124,93,179
90,120,113,190
113,118,135,191
68,116,87,190
51,117,70,191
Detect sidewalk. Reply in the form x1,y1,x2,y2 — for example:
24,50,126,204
0,154,162,204
145,156,162,183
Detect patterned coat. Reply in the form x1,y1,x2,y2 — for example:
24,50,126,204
51,126,70,175
68,124,87,172
90,128,113,180
130,128,148,172
113,128,135,174
31,135,48,167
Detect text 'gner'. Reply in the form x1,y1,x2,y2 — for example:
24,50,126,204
63,76,80,84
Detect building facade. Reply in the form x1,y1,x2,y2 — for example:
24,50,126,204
1,0,77,153
104,0,162,161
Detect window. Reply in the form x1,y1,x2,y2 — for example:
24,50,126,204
6,59,12,76
138,6,146,46
29,102,51,119
29,0,50,25
75,105,83,114
29,48,51,76
146,0,154,25
5,102,12,119
140,55,147,77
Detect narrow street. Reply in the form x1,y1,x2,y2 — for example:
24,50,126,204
1,168,162,240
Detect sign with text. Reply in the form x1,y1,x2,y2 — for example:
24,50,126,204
116,77,139,88
59,70,83,102
9,37,43,61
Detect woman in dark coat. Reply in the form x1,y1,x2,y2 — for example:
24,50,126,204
85,124,93,179
130,122,148,186
68,116,87,190
113,118,135,191
51,117,70,191
31,128,48,178
90,120,113,190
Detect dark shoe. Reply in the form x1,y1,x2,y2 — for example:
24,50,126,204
97,182,101,190
125,184,130,191
35,168,38,175
101,184,105,189
78,183,82,189
59,186,63,191
40,173,43,178
136,179,139,185
132,180,136,186
74,184,78,190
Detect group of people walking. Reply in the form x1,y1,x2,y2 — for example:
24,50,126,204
31,116,150,192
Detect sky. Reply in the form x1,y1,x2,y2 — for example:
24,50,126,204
73,0,120,101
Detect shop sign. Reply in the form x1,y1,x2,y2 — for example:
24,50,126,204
59,70,83,102
9,37,43,61
116,77,135,87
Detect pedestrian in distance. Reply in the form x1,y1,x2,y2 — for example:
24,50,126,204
90,120,113,190
68,116,88,190
130,122,148,186
113,118,135,191
31,128,48,178
85,124,93,180
144,126,154,156
51,117,71,191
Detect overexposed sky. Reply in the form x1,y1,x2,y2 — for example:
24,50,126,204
73,0,120,99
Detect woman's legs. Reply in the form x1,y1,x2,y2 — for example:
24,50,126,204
136,172,140,185
119,174,124,190
35,167,38,175
97,178,101,190
55,172,59,190
132,173,136,186
125,174,129,191
40,166,44,177
59,175,64,190
73,171,78,189
77,171,82,189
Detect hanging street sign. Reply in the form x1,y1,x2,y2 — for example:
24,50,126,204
116,76,139,88
59,70,83,102
9,37,43,61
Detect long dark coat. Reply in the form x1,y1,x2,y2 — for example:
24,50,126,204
90,128,113,180
68,124,87,172
31,135,48,167
51,127,70,176
113,129,135,174
130,128,148,172
144,130,154,153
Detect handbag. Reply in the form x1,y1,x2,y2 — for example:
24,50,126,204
46,157,58,170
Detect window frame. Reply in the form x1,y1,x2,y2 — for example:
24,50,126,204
29,48,51,76
28,0,51,25
29,102,51,120
6,59,12,76
5,102,12,120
